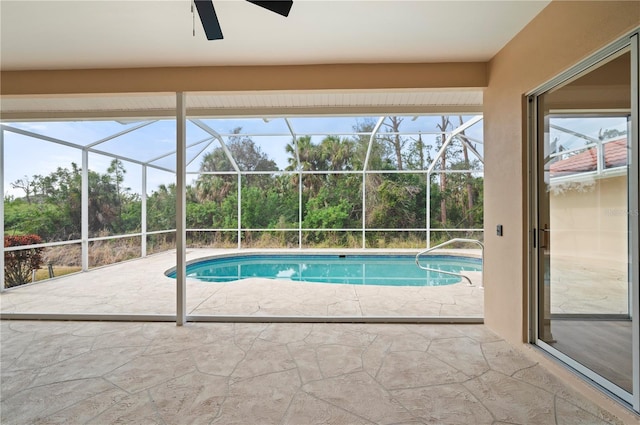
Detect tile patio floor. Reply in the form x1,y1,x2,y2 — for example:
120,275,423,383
0,320,628,424
0,250,633,424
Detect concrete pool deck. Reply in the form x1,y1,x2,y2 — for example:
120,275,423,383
1,249,484,318
0,248,629,318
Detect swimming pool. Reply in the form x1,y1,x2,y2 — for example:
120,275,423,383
168,254,482,287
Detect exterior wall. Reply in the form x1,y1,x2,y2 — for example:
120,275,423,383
550,175,627,263
483,1,639,343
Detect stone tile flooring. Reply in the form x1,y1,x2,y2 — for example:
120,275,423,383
0,321,626,424
550,256,628,314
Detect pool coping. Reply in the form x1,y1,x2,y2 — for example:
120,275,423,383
166,248,483,277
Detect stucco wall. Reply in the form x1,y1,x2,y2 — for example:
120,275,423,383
483,1,639,343
550,175,627,262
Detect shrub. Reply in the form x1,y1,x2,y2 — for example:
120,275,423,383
4,235,44,288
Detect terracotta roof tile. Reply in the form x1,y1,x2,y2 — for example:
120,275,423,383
549,138,627,177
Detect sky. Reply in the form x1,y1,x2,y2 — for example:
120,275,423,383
549,116,628,152
0,115,487,198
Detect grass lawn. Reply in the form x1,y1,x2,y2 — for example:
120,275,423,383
34,266,82,281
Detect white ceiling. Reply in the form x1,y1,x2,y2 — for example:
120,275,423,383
0,0,549,117
0,0,550,71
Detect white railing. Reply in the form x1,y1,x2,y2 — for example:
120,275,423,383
415,238,484,288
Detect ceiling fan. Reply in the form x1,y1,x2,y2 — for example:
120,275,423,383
194,0,293,40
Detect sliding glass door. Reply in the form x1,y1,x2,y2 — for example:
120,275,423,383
531,34,639,410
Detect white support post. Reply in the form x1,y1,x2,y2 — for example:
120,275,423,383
596,139,604,174
362,171,366,249
426,172,431,248
0,129,5,290
237,173,242,249
176,92,187,326
141,165,147,257
81,150,89,271
298,170,303,249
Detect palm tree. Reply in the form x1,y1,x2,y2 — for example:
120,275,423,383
320,136,353,171
196,147,235,203
285,136,324,195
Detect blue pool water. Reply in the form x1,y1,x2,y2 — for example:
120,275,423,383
168,254,481,287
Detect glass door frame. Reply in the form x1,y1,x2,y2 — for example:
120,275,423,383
527,31,639,412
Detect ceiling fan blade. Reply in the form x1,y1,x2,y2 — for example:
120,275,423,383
246,1,293,17
194,0,223,40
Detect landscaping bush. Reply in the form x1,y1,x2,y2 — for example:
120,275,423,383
4,235,44,287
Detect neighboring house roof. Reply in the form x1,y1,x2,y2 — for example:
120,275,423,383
549,138,627,177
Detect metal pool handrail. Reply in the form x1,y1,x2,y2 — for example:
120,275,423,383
415,238,484,288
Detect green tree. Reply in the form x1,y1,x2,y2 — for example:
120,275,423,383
368,174,425,229
147,184,176,231
319,136,354,171
6,161,142,240
107,159,128,218
285,135,324,195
